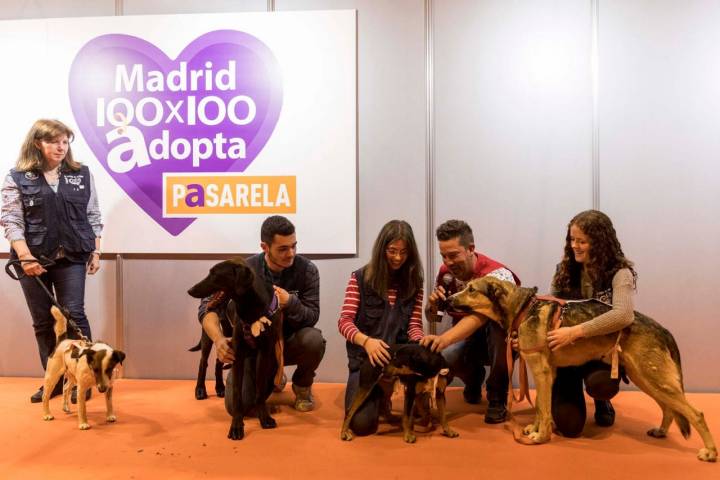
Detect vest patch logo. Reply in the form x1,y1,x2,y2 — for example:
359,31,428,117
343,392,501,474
24,171,38,180
69,30,283,236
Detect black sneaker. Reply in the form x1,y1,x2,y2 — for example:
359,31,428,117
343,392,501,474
484,400,508,424
594,399,615,427
30,382,62,403
462,384,482,404
71,387,92,405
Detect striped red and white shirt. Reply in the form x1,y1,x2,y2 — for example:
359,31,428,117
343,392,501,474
338,272,424,343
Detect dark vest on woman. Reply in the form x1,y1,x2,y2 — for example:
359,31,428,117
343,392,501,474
554,264,614,304
10,165,95,261
346,267,417,371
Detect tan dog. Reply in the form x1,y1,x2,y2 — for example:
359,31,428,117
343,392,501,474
449,276,717,462
42,306,125,430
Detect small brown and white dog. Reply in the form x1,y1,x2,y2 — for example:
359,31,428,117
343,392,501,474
42,306,125,430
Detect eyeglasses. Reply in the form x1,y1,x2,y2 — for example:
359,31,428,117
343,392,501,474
386,248,408,258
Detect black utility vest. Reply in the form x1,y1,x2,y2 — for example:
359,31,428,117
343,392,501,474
10,165,95,260
346,268,416,371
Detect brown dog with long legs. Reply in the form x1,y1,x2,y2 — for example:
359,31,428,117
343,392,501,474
449,276,716,462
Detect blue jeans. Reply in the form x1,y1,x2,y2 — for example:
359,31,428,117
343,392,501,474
18,259,92,370
441,321,509,402
343,368,383,436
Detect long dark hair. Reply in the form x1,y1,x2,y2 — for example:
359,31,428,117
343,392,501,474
364,220,423,301
553,210,636,295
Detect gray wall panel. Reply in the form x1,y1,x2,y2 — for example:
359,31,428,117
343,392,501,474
433,0,593,337
599,0,720,391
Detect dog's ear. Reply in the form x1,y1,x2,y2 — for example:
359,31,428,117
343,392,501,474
233,263,254,297
70,345,83,359
482,278,505,302
83,349,96,365
112,350,126,365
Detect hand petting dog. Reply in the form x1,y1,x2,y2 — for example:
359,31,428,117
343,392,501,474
547,325,583,351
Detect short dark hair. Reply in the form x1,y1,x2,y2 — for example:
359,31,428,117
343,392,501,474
261,216,295,245
435,219,474,247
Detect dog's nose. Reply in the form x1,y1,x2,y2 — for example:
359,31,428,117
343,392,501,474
98,385,107,393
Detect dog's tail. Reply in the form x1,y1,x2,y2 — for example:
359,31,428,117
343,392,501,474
50,306,68,343
188,341,201,352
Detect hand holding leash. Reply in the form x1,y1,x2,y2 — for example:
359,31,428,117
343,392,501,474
364,337,391,367
20,255,46,276
5,256,54,280
273,285,291,309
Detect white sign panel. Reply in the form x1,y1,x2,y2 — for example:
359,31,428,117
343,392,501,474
0,11,356,253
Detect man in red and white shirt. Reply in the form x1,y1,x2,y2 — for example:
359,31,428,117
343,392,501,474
421,219,519,424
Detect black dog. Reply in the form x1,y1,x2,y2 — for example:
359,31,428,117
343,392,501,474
188,257,282,440
188,314,232,400
341,343,459,443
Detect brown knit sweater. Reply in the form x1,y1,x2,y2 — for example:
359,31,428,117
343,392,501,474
552,267,635,338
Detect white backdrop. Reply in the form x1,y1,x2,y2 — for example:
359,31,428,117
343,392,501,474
0,10,356,254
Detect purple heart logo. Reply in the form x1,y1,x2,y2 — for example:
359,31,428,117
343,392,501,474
69,30,283,235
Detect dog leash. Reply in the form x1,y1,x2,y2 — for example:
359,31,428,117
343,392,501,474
5,257,91,343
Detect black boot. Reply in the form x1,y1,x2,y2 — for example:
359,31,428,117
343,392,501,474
71,387,92,404
30,381,62,403
594,399,615,427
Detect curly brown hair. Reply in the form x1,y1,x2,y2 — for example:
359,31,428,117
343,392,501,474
553,210,636,296
365,220,423,301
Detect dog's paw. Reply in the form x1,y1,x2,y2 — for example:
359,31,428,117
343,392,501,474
646,427,667,438
340,429,354,441
260,416,277,429
228,423,245,440
698,448,718,462
43,414,54,421
403,432,417,444
194,387,208,400
527,431,550,444
62,405,71,414
79,423,91,430
106,415,117,423
443,427,460,438
216,387,226,398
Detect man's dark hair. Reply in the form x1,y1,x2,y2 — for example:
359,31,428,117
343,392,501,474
261,215,295,245
435,219,474,247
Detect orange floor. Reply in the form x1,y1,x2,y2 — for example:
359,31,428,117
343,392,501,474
0,377,717,479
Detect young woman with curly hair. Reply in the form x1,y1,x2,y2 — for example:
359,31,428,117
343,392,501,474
547,210,637,437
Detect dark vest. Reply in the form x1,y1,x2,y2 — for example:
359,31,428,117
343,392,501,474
555,264,614,303
346,267,416,371
10,165,95,261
